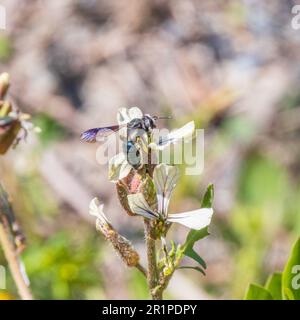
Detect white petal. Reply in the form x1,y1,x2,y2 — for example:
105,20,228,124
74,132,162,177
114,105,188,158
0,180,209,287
167,208,213,230
128,107,143,120
168,121,195,141
117,108,130,125
111,152,126,166
108,153,132,182
117,107,143,125
153,164,180,216
119,162,132,180
89,198,110,224
127,193,158,220
150,121,195,150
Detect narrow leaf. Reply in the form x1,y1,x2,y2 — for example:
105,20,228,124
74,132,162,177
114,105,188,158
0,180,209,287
182,184,214,268
178,266,206,276
201,184,214,208
183,227,208,269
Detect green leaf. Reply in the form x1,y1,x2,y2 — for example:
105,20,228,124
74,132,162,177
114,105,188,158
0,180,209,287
282,238,300,300
178,266,206,276
169,240,176,259
244,284,273,300
265,273,282,300
201,184,214,208
182,184,214,268
283,287,295,300
183,227,209,269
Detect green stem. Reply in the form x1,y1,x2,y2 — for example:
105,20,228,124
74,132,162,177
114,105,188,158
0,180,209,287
152,245,185,298
144,219,161,300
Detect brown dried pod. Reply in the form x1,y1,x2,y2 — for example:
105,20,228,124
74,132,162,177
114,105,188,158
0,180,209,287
90,198,140,267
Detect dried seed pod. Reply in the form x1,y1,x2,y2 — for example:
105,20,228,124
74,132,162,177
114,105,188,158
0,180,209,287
90,198,140,267
96,219,140,267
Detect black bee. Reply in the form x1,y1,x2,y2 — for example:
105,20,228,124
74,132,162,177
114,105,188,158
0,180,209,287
80,114,169,143
81,113,170,169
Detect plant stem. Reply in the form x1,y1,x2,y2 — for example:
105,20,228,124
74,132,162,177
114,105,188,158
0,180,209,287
136,262,147,278
152,271,172,299
0,222,33,300
144,219,162,300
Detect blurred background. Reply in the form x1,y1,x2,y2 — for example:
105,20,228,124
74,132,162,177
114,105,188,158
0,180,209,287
0,0,300,299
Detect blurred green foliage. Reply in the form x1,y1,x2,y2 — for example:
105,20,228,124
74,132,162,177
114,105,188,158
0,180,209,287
33,113,67,145
0,35,13,61
23,233,103,299
244,238,300,300
1,102,300,299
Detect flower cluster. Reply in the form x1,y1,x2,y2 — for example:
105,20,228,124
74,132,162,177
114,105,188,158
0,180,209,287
128,164,213,233
97,107,213,234
87,106,214,299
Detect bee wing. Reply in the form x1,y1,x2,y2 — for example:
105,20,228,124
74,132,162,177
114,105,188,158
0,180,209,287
80,124,124,143
167,208,213,230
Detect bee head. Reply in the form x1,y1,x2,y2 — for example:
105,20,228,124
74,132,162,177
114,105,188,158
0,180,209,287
143,114,156,131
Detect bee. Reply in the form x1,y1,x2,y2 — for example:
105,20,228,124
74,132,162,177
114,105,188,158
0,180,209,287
80,114,169,143
80,114,170,169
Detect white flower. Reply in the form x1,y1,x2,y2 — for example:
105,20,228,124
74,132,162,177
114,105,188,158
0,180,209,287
149,121,195,151
153,164,180,216
117,107,143,125
127,164,213,230
89,198,110,225
108,152,133,182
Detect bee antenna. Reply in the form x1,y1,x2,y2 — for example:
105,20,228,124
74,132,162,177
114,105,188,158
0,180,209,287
154,116,172,120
